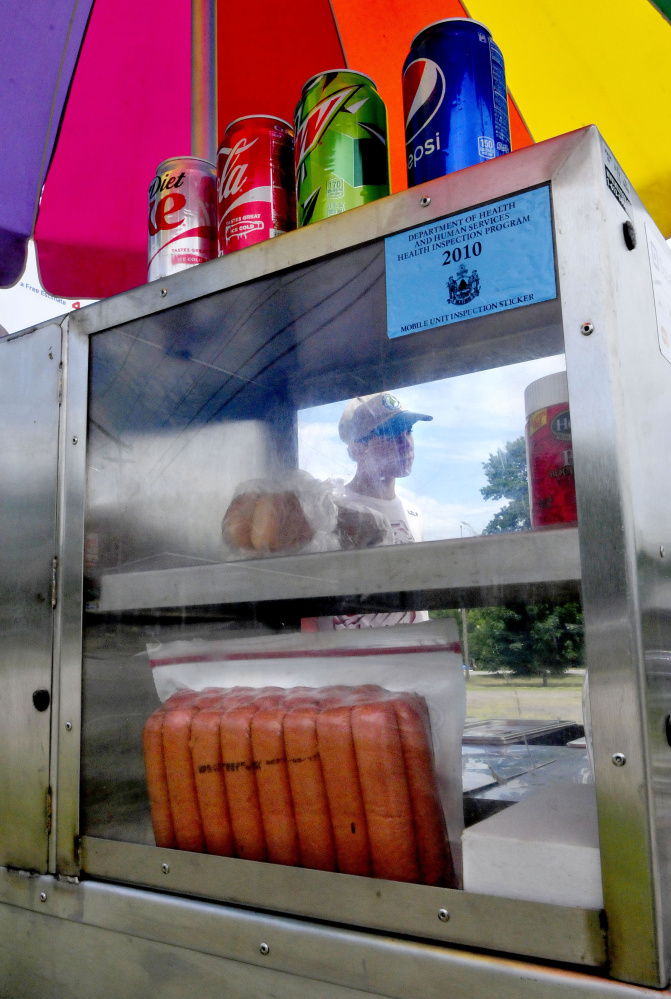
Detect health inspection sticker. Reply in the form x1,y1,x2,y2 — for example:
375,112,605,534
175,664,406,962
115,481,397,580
384,185,556,339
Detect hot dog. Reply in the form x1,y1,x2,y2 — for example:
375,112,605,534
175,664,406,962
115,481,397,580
391,695,455,887
162,704,206,852
351,701,420,883
251,706,301,867
190,698,235,857
317,705,371,876
220,702,267,861
143,708,176,849
285,705,336,872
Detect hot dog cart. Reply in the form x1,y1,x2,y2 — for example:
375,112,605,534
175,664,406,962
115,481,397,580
2,124,671,997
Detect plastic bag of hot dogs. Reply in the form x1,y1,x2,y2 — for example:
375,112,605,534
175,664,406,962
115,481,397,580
222,470,340,556
144,619,465,888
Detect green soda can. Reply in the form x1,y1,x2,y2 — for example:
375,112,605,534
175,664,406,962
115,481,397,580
294,70,390,227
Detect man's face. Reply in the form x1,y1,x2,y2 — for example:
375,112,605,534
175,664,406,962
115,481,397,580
353,425,415,479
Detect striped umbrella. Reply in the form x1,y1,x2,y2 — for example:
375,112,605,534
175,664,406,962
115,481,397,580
3,0,670,300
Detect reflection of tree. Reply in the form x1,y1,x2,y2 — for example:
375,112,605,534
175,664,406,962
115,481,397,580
430,436,584,676
480,436,530,534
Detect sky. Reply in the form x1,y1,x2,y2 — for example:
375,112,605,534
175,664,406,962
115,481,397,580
297,354,567,539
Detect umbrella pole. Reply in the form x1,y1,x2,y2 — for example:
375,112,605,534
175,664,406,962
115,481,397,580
192,0,218,163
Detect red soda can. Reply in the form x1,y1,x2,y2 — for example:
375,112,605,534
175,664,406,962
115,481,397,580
525,371,577,527
148,156,217,282
217,115,295,254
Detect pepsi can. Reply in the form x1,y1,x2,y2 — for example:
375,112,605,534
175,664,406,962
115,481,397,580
403,18,511,187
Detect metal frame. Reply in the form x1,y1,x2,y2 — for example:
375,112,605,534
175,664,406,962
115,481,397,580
3,125,671,993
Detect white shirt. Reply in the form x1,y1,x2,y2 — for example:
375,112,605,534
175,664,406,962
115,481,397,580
323,485,430,630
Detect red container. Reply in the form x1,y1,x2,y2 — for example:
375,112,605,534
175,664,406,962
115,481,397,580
217,115,295,254
524,371,577,527
148,156,217,281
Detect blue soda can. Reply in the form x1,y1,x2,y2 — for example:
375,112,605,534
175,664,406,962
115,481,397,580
402,18,511,187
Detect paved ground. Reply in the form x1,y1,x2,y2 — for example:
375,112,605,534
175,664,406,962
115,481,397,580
465,671,584,723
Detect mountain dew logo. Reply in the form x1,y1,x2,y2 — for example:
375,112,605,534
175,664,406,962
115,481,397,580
295,85,360,172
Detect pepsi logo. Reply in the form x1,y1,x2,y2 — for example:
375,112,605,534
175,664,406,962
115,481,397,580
403,58,446,144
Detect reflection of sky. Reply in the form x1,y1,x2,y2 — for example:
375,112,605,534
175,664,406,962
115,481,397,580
298,354,566,539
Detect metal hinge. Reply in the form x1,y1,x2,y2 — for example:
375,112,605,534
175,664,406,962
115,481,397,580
51,556,58,609
46,786,52,836
57,363,63,405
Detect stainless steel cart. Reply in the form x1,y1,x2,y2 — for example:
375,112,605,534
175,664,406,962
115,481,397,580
2,125,671,997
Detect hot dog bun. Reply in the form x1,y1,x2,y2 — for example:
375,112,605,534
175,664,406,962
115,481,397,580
250,492,314,553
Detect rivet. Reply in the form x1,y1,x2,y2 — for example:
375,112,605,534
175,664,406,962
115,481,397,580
580,322,594,336
612,752,627,767
72,436,78,445
438,908,450,922
420,196,431,208
39,892,47,903
259,942,270,955
161,863,170,874
160,288,168,297
65,721,72,731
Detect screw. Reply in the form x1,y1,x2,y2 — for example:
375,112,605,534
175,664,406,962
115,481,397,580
161,863,170,874
259,942,270,955
72,436,78,445
420,196,431,207
65,721,72,731
580,322,594,336
438,908,450,922
40,892,47,902
160,288,167,297
612,752,627,767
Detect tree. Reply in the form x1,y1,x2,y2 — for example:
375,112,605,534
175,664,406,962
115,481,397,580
480,436,530,534
466,601,584,676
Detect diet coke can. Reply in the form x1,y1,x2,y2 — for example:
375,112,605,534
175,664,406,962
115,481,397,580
217,115,295,254
148,156,217,281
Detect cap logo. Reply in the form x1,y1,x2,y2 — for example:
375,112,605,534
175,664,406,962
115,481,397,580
381,393,401,411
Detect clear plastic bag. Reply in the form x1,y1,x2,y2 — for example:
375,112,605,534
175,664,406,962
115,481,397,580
145,618,466,885
222,470,339,557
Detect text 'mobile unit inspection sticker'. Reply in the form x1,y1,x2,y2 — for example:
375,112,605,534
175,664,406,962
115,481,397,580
385,186,556,339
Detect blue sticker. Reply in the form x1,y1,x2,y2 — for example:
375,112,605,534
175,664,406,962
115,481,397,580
385,186,556,339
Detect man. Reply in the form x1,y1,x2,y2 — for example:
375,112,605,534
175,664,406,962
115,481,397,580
314,390,433,630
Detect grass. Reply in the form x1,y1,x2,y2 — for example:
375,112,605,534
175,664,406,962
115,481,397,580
465,671,584,723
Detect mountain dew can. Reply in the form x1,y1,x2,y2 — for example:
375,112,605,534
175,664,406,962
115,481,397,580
294,70,390,227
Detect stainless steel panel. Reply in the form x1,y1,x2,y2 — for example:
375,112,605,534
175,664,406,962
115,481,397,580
97,526,581,613
80,837,606,968
52,322,89,876
0,871,650,999
554,128,668,984
69,129,588,339
0,324,61,872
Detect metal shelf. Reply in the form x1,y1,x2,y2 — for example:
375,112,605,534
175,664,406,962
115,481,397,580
97,526,581,614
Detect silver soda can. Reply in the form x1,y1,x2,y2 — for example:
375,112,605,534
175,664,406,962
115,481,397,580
148,156,217,281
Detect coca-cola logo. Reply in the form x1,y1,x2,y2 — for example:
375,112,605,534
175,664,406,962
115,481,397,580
217,136,259,202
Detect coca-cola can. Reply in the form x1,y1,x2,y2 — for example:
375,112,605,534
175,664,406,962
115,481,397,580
217,115,295,255
148,156,217,281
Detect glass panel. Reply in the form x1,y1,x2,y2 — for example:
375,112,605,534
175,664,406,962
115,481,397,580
81,219,599,914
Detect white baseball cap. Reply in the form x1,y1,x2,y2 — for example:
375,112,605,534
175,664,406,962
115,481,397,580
338,392,432,444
